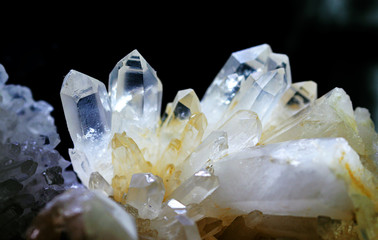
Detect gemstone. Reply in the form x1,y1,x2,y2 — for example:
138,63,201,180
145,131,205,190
109,50,162,132
89,171,113,196
60,69,111,148
168,169,219,205
202,46,291,135
126,173,165,219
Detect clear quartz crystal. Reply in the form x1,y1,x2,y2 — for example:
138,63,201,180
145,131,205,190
152,199,201,240
89,171,113,196
178,130,228,181
216,110,262,152
260,88,366,156
159,89,202,154
201,44,292,130
126,173,165,219
225,68,289,126
61,70,113,186
60,70,111,147
161,89,201,129
109,50,162,132
265,53,292,84
168,169,219,205
201,44,273,125
263,81,317,134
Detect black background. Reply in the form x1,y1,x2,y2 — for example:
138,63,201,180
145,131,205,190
1,1,377,160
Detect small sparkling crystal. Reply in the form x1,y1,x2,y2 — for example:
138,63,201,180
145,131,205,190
126,173,165,219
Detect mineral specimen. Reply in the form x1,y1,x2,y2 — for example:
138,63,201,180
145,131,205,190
0,64,80,239
30,45,377,239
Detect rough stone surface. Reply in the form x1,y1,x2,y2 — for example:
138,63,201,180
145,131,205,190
0,65,80,239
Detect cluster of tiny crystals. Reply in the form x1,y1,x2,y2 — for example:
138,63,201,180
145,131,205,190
25,45,378,240
0,64,81,239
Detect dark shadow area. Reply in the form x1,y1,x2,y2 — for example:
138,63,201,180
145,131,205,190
1,1,377,160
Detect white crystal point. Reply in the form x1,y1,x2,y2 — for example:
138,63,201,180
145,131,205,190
160,89,201,143
0,64,8,87
126,173,165,219
60,69,111,147
266,53,292,85
109,49,162,132
211,138,365,220
168,169,219,205
201,44,272,125
163,89,201,124
89,171,114,196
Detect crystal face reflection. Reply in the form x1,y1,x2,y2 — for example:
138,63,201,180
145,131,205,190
56,45,378,240
109,50,162,131
60,70,111,146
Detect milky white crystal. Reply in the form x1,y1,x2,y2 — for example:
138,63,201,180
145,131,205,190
210,138,362,220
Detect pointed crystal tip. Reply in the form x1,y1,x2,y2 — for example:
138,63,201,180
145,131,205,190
60,70,111,146
109,49,162,131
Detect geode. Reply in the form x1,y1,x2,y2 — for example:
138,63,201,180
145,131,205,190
28,45,378,239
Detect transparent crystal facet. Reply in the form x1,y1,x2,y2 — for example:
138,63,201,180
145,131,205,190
60,70,111,147
201,44,272,125
126,173,165,219
152,199,201,240
217,110,262,152
263,81,317,134
260,88,365,155
109,50,162,132
89,171,113,196
178,130,228,181
168,169,219,205
248,68,289,124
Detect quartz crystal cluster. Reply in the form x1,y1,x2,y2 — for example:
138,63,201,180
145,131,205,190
28,45,377,239
0,64,80,239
